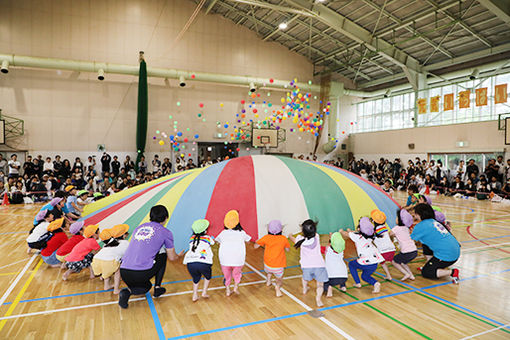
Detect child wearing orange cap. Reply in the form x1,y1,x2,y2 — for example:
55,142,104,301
62,225,101,281
40,218,69,267
371,210,396,281
215,210,251,296
254,220,290,297
92,225,130,294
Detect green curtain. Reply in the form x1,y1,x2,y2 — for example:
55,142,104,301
135,59,148,172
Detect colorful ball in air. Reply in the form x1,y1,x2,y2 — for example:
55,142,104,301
199,103,204,108
194,134,199,139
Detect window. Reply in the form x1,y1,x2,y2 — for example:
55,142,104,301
355,71,510,133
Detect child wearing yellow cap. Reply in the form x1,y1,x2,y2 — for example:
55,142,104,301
371,210,396,281
215,210,251,296
92,225,130,294
183,219,214,301
62,225,101,281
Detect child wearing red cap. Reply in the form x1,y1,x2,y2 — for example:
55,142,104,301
254,220,290,297
62,225,101,281
340,217,384,294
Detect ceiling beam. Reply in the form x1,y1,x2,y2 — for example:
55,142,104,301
362,0,454,59
282,0,422,83
477,0,510,25
205,0,219,14
222,0,313,16
314,0,462,65
214,0,371,80
425,0,492,47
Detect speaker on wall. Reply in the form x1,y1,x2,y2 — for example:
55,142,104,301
408,143,415,150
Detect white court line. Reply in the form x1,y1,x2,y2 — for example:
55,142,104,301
459,323,510,339
462,242,510,252
245,262,355,340
0,258,31,270
0,254,37,307
0,275,304,321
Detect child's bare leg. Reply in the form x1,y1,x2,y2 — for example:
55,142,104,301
402,264,415,280
89,266,95,279
275,277,283,297
27,247,32,254
202,279,210,298
381,262,392,281
104,277,113,291
302,279,309,294
62,269,72,281
326,286,333,297
392,261,411,280
192,282,199,302
113,270,121,294
266,273,272,286
316,282,324,307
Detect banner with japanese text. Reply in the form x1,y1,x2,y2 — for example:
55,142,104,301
459,90,470,109
444,93,454,111
495,84,507,104
475,88,487,106
417,98,427,114
430,96,440,112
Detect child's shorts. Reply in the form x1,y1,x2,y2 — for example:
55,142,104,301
56,254,68,263
393,250,418,264
66,252,94,273
302,267,328,282
264,264,284,278
91,259,120,279
325,277,347,287
41,250,61,266
381,251,395,263
187,262,212,284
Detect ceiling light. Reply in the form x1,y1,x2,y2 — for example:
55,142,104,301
278,22,288,30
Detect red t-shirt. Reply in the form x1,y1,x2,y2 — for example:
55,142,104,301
65,238,101,262
56,235,85,256
41,232,69,257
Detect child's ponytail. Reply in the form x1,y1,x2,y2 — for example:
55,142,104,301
294,219,317,249
191,231,206,252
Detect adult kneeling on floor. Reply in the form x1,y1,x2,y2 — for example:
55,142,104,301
411,203,461,283
119,205,183,308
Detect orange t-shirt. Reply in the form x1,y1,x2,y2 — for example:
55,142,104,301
256,235,290,268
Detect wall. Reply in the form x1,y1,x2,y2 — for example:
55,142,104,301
350,120,509,163
0,0,318,157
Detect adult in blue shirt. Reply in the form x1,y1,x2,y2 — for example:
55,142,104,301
411,204,460,283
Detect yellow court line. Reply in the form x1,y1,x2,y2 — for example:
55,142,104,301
0,259,43,332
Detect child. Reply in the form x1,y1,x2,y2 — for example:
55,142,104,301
65,185,82,217
215,210,251,296
55,221,85,264
33,197,62,226
76,190,90,208
390,209,418,281
27,209,54,254
381,179,394,196
371,210,396,281
340,217,383,294
40,218,69,267
92,224,130,294
433,208,452,233
254,220,290,297
289,219,328,307
403,184,419,209
322,232,348,296
182,219,214,301
62,225,101,280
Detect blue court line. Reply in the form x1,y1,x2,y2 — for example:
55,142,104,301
146,293,166,340
2,265,301,305
167,268,509,340
373,270,510,330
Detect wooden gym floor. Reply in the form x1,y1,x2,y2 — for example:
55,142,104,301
0,191,509,339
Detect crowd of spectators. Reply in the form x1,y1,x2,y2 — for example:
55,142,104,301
0,153,221,204
347,156,510,201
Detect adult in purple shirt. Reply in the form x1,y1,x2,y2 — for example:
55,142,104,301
119,205,182,309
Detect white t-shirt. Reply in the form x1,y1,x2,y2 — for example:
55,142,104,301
8,160,20,175
216,229,251,266
27,222,50,243
183,235,215,265
324,247,348,278
43,162,54,172
373,230,396,254
93,240,129,262
349,232,384,265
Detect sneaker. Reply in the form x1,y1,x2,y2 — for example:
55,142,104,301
153,287,166,298
118,288,131,309
451,268,460,284
417,267,422,272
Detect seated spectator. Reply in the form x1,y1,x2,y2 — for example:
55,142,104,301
448,177,464,196
489,176,502,194
464,179,477,197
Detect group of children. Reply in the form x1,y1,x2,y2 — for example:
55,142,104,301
26,194,459,308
